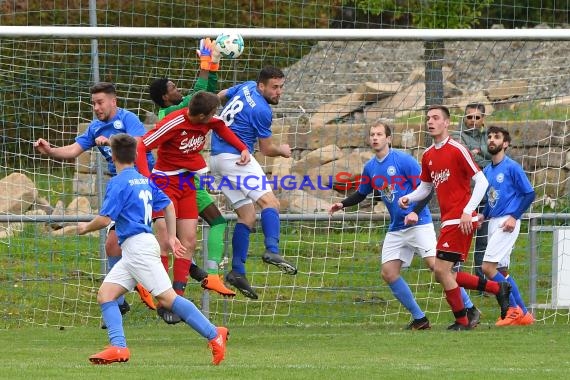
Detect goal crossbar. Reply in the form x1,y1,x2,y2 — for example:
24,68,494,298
1,26,570,40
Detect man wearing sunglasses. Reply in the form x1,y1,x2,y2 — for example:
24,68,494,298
451,103,492,290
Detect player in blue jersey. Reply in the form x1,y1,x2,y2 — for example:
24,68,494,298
77,133,228,365
210,66,296,299
479,125,536,326
34,82,156,314
329,121,480,329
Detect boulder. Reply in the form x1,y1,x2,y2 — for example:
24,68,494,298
292,144,343,173
0,173,37,214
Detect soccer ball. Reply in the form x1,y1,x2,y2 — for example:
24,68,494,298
215,33,245,59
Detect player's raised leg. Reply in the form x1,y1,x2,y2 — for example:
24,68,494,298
196,189,235,297
257,192,297,275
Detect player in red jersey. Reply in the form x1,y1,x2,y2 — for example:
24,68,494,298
136,91,250,321
398,105,511,330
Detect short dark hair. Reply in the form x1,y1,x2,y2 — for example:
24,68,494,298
188,91,221,116
464,102,486,115
257,66,285,85
90,82,116,96
371,120,392,138
149,78,169,108
487,125,511,144
427,104,450,119
110,133,137,164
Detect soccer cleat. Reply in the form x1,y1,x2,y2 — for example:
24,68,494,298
208,327,229,365
101,300,130,330
405,316,431,330
157,306,182,325
447,322,472,331
495,306,523,326
466,306,482,328
201,274,236,297
516,311,535,326
135,283,156,310
495,281,512,319
89,346,130,365
189,263,208,282
225,270,258,299
261,251,298,275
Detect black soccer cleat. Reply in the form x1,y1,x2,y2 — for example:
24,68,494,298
225,270,258,299
405,316,431,330
118,300,131,315
447,322,472,331
157,306,182,325
466,306,481,328
189,263,208,282
261,251,298,275
496,281,512,319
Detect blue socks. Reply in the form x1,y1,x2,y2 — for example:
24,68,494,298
172,295,217,340
389,277,424,320
460,287,474,309
232,223,250,274
101,301,126,348
261,208,280,254
506,275,528,313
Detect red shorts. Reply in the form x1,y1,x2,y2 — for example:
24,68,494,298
161,174,198,219
152,210,164,220
436,224,475,262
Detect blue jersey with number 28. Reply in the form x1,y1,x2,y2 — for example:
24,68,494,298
211,81,272,155
100,167,171,244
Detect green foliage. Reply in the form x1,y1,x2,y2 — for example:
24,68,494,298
349,0,493,28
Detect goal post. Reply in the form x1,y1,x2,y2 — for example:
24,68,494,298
1,26,569,328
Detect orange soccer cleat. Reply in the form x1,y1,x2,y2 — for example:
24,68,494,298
208,327,229,365
135,283,156,310
516,311,535,326
201,274,236,297
495,306,523,326
89,346,130,365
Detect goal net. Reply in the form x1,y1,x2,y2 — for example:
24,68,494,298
1,2,569,329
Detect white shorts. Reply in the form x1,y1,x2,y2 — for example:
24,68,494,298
209,153,273,209
483,215,521,266
104,233,172,296
381,223,437,267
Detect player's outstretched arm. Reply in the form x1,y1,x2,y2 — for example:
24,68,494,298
258,137,291,158
330,192,368,216
78,215,112,235
34,140,84,160
328,202,344,215
399,181,433,209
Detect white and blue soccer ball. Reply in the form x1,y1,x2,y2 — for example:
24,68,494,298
215,32,245,59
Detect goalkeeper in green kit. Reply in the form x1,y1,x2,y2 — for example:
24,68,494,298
148,37,236,307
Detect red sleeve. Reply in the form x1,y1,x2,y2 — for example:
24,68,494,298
212,121,248,152
135,137,151,178
420,152,431,183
